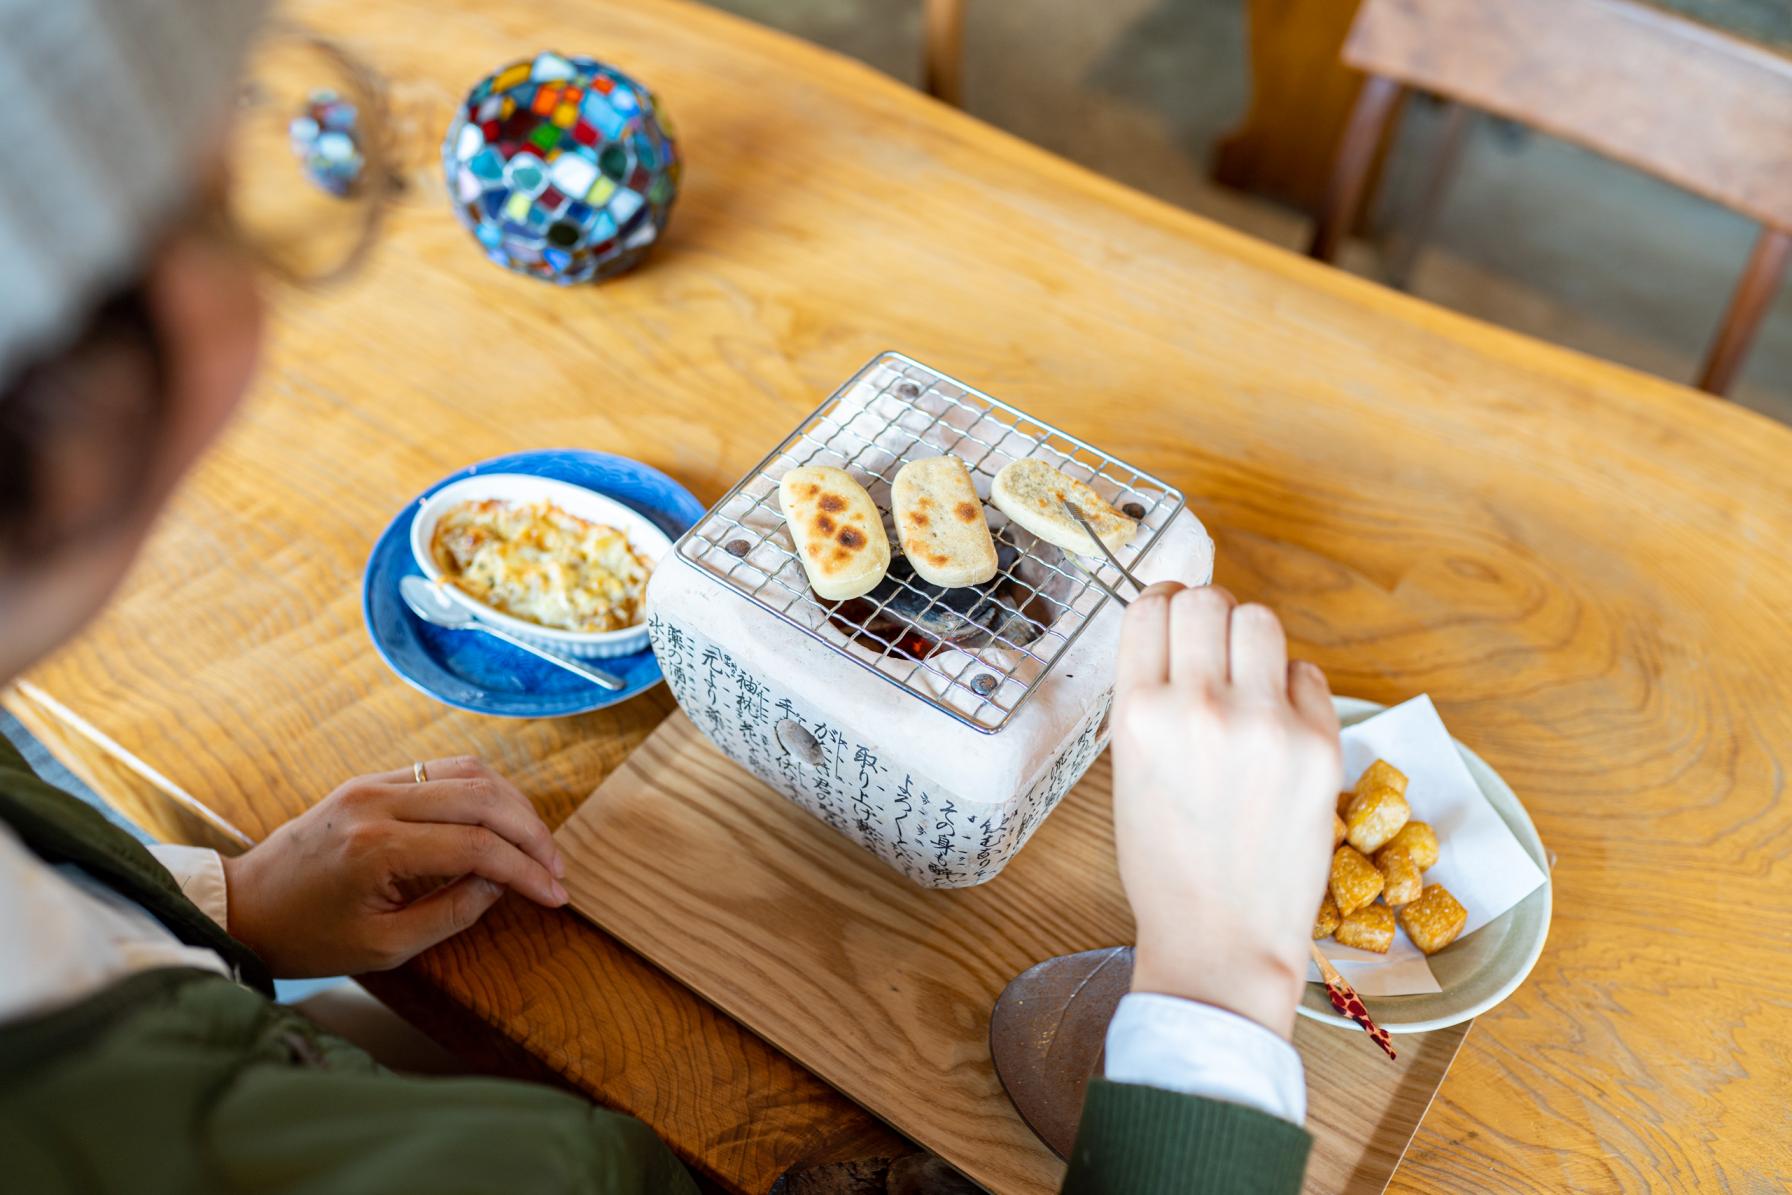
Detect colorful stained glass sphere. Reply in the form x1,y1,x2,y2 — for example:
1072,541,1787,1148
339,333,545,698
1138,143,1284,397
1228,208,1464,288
443,52,681,284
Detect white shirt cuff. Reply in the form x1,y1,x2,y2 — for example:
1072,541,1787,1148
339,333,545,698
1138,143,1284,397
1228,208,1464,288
147,844,230,931
1103,992,1307,1126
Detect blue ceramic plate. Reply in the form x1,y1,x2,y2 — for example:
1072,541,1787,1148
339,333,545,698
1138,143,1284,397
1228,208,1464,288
363,449,705,718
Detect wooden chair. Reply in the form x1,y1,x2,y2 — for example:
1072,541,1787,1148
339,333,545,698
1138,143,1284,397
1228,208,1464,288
1308,0,1792,396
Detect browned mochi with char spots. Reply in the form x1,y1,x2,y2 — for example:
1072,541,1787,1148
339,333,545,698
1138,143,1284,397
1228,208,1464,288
778,465,890,600
990,458,1136,554
891,455,997,588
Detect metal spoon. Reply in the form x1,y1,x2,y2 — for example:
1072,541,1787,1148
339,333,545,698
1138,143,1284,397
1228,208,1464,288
400,575,626,691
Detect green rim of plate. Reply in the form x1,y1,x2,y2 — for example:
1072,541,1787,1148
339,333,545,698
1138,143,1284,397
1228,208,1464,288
1297,697,1553,1034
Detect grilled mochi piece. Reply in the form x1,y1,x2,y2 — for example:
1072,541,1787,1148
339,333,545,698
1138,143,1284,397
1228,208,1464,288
1398,884,1468,955
1334,902,1395,954
1378,821,1440,872
1355,758,1409,798
1345,784,1410,855
1376,848,1424,907
1329,845,1383,916
779,466,891,601
1313,891,1341,939
990,459,1137,555
891,456,997,588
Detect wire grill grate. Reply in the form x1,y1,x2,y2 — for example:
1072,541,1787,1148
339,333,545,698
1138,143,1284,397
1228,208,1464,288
673,352,1185,733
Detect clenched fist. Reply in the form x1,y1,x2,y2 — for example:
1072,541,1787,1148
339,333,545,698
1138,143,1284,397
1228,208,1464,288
221,756,567,977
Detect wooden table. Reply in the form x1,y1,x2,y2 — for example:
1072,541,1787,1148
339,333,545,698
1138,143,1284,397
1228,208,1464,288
9,0,1792,1189
557,712,1472,1194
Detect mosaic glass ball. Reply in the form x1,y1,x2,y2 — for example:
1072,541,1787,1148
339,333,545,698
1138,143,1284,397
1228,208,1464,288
443,51,681,284
290,91,364,197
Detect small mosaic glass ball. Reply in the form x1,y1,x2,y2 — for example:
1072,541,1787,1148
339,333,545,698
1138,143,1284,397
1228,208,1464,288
290,91,365,197
443,51,681,284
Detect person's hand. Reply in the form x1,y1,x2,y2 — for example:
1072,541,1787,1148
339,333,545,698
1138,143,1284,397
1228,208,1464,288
220,756,568,977
1111,583,1341,1038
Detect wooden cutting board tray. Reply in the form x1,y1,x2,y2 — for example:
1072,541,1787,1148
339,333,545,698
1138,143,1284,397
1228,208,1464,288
557,711,1468,1193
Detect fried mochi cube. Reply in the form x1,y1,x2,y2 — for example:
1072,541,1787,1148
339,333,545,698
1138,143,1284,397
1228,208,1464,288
1377,821,1440,872
1355,758,1408,798
1313,891,1341,939
1334,902,1395,953
1329,846,1383,916
1345,785,1410,855
1333,812,1347,849
1399,884,1468,955
1376,849,1423,907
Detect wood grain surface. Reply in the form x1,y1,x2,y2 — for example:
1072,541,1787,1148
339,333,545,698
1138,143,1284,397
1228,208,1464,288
11,0,1792,1189
558,711,1471,1194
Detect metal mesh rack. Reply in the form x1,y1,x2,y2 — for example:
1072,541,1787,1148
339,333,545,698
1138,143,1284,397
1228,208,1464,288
673,352,1185,733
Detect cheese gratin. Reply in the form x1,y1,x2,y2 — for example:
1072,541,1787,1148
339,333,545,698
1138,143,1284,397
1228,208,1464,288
429,498,651,633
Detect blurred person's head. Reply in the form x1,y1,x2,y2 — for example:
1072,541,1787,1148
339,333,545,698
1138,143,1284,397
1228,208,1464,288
0,0,267,682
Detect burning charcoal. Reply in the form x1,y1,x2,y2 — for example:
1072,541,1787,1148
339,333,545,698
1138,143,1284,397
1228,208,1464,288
863,556,997,644
862,549,1043,649
983,597,1045,648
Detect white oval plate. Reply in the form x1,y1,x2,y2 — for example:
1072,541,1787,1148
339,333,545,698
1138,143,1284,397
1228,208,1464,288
409,473,672,659
1297,696,1553,1034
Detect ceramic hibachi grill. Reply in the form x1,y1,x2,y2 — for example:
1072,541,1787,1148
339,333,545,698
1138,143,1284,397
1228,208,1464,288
646,354,1214,888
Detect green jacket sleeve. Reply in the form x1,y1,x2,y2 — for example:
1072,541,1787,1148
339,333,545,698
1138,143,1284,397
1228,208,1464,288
1061,1078,1312,1195
207,1050,701,1195
0,969,699,1195
0,741,697,1195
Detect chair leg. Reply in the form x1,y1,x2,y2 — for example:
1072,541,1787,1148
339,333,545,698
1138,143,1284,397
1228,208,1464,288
923,0,967,107
1381,101,1474,290
1308,74,1403,263
1697,227,1791,396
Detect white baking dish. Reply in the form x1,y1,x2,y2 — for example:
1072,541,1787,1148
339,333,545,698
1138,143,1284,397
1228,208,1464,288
409,473,671,659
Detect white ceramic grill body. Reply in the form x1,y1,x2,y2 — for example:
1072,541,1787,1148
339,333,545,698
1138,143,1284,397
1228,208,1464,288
646,507,1213,888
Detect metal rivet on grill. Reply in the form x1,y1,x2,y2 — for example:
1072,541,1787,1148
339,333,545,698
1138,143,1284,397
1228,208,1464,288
971,674,999,697
725,539,750,557
1123,502,1145,519
897,381,920,399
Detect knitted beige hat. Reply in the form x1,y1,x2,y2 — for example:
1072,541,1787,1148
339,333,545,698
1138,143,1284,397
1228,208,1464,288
0,0,268,383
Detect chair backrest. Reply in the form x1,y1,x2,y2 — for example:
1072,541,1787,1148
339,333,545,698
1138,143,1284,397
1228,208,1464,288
1345,0,1792,232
